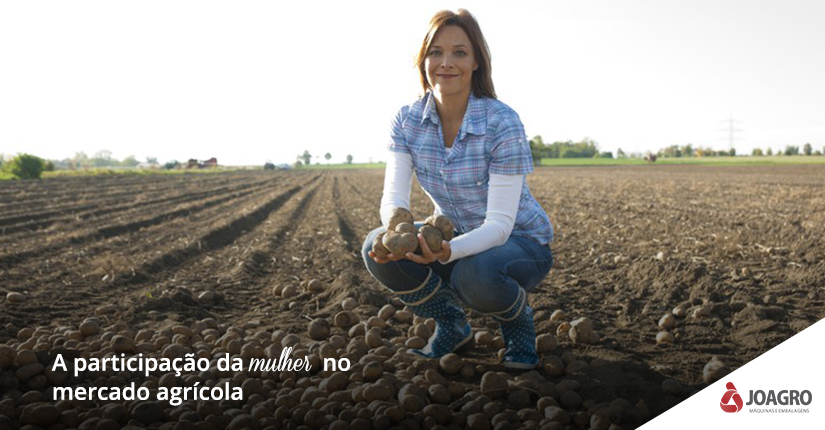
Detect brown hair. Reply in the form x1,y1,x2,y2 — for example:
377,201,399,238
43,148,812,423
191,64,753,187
415,9,496,99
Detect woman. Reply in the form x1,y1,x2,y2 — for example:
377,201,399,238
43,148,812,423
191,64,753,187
361,9,553,370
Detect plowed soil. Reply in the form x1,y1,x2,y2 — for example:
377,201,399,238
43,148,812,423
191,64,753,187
2,165,824,423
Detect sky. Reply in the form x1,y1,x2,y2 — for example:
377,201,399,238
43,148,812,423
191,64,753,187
1,0,823,166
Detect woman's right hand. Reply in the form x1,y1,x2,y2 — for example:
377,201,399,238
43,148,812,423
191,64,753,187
368,250,406,264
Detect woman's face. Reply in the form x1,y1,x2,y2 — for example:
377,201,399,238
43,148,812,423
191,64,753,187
425,25,478,99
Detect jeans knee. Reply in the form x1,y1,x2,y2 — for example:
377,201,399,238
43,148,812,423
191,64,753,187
451,261,518,314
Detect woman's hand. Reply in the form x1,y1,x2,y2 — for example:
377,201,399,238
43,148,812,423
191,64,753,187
405,234,451,265
368,250,407,264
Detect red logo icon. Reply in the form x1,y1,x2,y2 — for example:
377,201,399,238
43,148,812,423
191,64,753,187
720,382,744,413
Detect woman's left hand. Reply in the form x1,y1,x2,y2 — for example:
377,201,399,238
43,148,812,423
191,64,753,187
405,234,451,264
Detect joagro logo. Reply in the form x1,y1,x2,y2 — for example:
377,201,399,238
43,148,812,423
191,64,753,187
720,382,744,413
719,381,812,414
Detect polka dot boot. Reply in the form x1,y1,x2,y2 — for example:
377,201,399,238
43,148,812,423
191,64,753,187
396,268,473,359
490,287,539,370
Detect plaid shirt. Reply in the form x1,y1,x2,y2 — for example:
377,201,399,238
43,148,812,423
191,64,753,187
388,91,553,245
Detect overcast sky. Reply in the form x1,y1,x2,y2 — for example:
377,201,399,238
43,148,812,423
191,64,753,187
1,0,823,165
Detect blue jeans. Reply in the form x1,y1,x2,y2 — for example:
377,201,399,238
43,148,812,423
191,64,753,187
361,225,553,314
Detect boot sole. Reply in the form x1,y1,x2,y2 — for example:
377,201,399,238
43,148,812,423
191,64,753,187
502,360,539,370
455,330,475,352
408,329,475,358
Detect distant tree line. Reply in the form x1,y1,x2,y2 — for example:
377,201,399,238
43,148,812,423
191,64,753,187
655,144,737,158
653,143,823,158
50,150,152,170
529,136,613,164
752,143,822,156
294,150,355,168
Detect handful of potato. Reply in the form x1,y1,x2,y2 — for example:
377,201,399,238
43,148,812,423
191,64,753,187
372,208,455,258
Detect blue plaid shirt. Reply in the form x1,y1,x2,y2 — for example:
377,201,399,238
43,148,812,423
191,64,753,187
388,91,553,245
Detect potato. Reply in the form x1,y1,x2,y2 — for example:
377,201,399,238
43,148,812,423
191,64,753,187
372,232,390,258
662,379,682,395
418,225,443,252
474,331,494,346
536,334,558,353
362,361,384,381
341,297,358,311
333,311,359,329
655,331,675,345
388,207,414,230
383,231,418,256
555,322,571,338
439,353,462,375
378,304,396,321
308,319,330,341
703,356,731,384
395,222,418,235
542,355,565,377
406,337,426,349
692,306,711,319
480,371,508,399
425,214,455,241
658,313,676,330
365,329,383,349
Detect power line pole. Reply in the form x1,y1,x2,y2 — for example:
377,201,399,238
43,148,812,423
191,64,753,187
717,112,743,152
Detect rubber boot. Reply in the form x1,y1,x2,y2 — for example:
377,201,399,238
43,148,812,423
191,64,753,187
490,287,539,369
395,268,473,358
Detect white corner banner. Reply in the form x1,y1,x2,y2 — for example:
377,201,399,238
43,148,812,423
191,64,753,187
642,318,824,429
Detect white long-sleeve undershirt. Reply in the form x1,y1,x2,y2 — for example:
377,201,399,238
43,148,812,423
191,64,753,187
379,150,523,264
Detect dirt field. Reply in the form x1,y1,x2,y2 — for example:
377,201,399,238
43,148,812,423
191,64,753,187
1,165,824,427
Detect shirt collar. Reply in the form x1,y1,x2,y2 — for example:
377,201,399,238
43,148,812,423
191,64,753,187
420,91,487,137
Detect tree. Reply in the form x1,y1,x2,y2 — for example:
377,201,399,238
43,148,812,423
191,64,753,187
766,147,773,156
325,153,332,163
803,143,812,156
529,135,545,165
752,148,763,156
4,153,46,179
784,145,799,156
92,150,114,167
346,154,353,164
729,147,736,156
146,156,159,165
616,148,626,159
301,150,312,166
164,160,181,169
73,151,90,169
121,155,140,167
